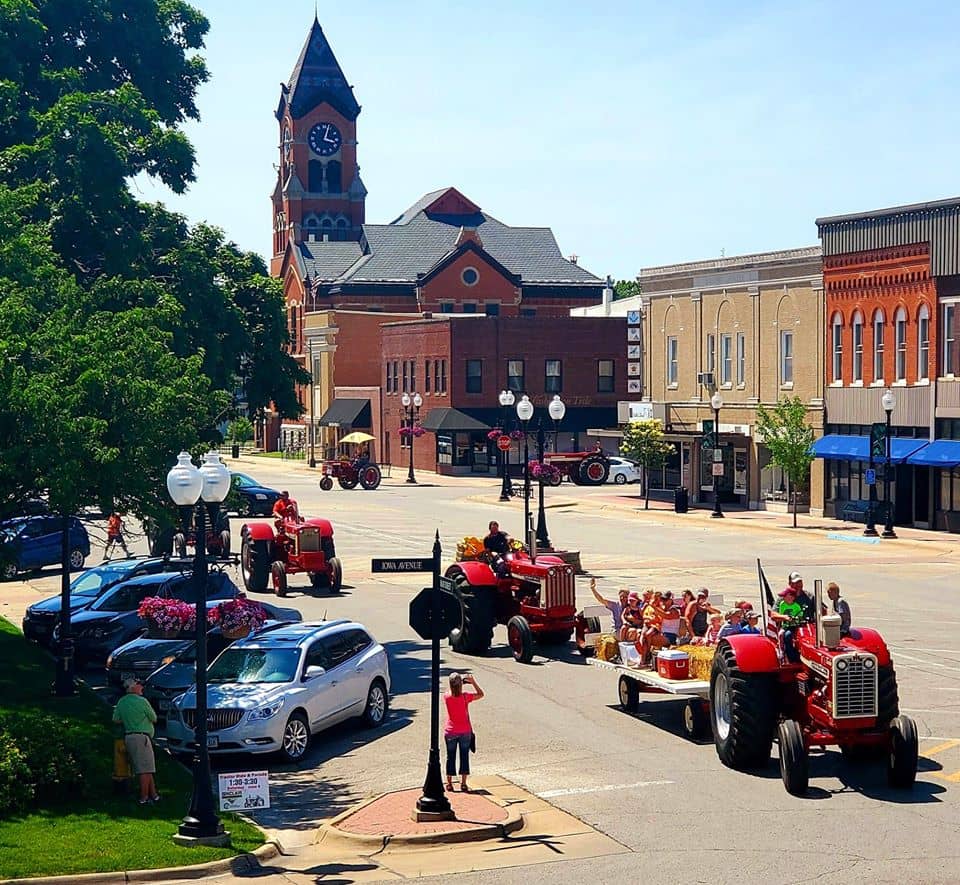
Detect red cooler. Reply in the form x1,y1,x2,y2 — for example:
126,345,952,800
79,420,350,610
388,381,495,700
657,649,690,680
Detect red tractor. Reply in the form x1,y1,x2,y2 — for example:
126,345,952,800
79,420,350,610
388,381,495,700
319,459,382,491
444,545,577,664
710,580,917,795
541,450,610,486
239,511,342,597
173,509,232,559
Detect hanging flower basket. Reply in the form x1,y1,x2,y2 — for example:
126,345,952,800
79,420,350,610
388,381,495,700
138,597,194,638
487,428,503,441
212,597,266,640
509,429,524,440
399,424,426,438
529,460,562,483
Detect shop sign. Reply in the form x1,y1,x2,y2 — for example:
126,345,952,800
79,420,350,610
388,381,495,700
219,771,269,811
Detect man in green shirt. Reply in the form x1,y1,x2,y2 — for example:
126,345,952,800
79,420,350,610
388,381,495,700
113,678,159,805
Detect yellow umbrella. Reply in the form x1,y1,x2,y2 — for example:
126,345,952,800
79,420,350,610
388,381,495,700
340,431,375,444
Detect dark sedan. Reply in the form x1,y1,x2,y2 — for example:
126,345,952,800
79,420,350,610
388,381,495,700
22,557,169,646
60,570,239,666
230,473,281,516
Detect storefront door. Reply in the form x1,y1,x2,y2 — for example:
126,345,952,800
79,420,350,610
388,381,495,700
914,466,930,527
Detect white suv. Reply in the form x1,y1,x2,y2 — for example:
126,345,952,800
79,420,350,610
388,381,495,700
165,620,390,763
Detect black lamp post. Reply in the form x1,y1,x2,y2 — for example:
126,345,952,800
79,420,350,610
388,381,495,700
499,389,515,501
534,395,567,549
167,451,230,847
402,391,422,484
516,394,534,552
710,391,724,519
881,388,897,539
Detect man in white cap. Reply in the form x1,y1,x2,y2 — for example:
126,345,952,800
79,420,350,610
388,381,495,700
112,677,159,805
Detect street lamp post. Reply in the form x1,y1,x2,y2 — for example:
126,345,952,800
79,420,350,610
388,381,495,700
710,391,724,519
881,389,897,539
308,339,316,469
516,395,534,552
402,392,423,484
534,395,566,549
498,389,515,501
167,451,231,847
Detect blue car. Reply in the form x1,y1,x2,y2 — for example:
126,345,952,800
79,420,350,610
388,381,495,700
0,515,90,581
60,570,240,666
230,473,281,516
22,558,170,646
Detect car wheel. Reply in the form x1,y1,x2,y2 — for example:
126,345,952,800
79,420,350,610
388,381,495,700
68,548,85,570
279,712,310,763
362,679,389,728
614,473,628,485
1,561,17,581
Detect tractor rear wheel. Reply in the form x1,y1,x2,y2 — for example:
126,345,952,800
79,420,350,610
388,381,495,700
359,465,382,490
309,572,325,590
219,529,231,557
173,533,187,559
578,455,609,486
448,573,495,655
887,715,918,789
778,719,809,795
271,561,288,597
710,641,777,769
328,556,343,594
319,477,334,491
507,616,534,664
241,537,270,593
337,475,358,490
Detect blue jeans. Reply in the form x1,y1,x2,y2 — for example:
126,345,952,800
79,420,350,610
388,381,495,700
445,733,472,776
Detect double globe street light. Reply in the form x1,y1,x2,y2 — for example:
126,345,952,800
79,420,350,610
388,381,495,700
401,392,423,485
710,391,724,519
515,394,566,553
881,388,897,539
166,451,232,847
498,389,516,502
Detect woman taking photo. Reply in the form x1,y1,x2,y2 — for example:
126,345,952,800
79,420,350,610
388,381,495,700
444,672,484,793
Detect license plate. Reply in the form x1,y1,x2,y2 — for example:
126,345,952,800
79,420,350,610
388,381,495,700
207,735,218,749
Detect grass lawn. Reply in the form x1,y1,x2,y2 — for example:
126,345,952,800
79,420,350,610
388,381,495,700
0,617,264,879
251,451,284,458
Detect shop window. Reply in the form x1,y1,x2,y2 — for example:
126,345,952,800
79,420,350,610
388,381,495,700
666,339,678,386
720,334,732,385
895,307,907,381
598,359,615,393
873,309,885,381
507,359,524,391
736,333,745,386
831,313,843,382
545,359,562,393
466,359,482,394
781,330,794,385
852,312,863,382
918,304,929,381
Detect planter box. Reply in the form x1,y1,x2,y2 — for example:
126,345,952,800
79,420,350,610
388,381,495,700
761,499,810,515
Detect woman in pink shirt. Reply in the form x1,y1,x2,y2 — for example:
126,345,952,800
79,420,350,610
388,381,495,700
444,672,484,792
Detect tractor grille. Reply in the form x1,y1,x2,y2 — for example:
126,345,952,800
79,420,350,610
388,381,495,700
181,709,245,731
298,527,321,553
543,566,576,610
832,653,878,718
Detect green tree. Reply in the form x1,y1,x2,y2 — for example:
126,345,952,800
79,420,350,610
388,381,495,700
755,396,816,527
614,280,642,301
228,417,254,445
619,419,674,510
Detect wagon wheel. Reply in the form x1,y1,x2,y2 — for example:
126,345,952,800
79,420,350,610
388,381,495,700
359,465,382,490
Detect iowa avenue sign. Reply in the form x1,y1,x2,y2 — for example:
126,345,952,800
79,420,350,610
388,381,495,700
371,557,434,573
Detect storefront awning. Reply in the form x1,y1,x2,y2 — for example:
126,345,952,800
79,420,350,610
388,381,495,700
810,434,928,464
420,408,491,433
317,398,371,428
906,439,960,468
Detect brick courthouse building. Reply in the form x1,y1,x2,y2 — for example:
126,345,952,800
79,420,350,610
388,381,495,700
264,18,614,458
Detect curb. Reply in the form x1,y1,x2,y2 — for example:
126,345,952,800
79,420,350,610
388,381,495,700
1,842,281,885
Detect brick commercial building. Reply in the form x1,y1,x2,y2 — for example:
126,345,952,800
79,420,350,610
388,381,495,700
576,248,825,512
814,198,960,532
380,316,626,475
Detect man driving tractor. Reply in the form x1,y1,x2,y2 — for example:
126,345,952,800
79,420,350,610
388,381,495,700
483,520,512,578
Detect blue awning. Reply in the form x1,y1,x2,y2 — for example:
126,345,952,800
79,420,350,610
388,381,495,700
906,439,960,468
811,434,928,464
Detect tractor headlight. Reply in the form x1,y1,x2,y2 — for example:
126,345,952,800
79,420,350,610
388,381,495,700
548,569,556,577
836,659,848,671
565,568,573,575
863,658,875,670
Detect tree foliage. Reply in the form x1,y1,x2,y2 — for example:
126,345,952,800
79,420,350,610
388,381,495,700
755,396,815,527
619,419,674,509
614,280,642,301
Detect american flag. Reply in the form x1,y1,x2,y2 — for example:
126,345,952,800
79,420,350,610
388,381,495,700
757,559,781,643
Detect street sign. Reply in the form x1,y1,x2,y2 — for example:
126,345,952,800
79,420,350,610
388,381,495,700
497,435,511,451
439,575,456,593
702,419,715,450
711,462,724,477
713,448,723,462
870,422,887,461
409,587,460,641
865,468,876,486
218,771,270,811
371,557,433,573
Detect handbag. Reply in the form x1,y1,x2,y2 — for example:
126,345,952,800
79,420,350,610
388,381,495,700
469,732,476,753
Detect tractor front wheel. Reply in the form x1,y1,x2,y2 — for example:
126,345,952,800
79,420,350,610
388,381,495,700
778,719,809,795
887,715,918,789
271,561,288,597
241,537,270,593
319,477,334,491
328,556,343,594
448,572,495,655
710,641,777,770
507,616,534,664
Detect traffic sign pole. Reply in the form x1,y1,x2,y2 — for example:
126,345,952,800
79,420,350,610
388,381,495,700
864,424,883,537
415,530,452,819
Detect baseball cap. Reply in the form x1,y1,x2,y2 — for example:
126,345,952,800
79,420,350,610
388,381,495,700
788,571,802,583
123,677,141,691
744,609,759,619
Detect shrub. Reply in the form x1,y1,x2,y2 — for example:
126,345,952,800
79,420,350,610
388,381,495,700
0,730,32,818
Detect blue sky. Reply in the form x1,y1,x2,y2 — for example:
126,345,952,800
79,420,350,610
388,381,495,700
137,0,960,280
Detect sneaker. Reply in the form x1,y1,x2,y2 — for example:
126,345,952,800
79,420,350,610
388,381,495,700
138,798,150,806
151,794,161,803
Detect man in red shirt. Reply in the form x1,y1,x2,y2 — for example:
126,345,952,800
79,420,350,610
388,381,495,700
104,512,129,560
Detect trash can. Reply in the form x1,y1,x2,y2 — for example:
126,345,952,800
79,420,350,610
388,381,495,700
674,487,688,514
231,443,240,459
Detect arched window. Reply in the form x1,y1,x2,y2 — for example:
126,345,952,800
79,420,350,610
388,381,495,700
831,312,843,383
873,308,885,382
325,160,342,194
895,306,907,381
304,214,320,230
917,304,930,381
335,215,349,241
852,311,864,382
308,160,324,192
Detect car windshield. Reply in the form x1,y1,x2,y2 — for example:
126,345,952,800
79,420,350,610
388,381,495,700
232,474,254,488
0,523,24,540
70,564,133,597
207,648,300,684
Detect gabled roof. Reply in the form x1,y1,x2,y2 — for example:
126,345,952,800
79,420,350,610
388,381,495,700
300,241,364,283
417,237,520,287
278,18,360,121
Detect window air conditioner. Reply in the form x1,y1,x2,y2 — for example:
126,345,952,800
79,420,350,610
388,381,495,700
698,372,715,386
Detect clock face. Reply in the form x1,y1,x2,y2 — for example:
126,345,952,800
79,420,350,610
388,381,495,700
308,122,342,156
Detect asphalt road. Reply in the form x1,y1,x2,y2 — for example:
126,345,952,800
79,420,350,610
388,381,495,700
7,458,960,884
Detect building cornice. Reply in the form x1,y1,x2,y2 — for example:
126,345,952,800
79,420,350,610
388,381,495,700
637,246,822,280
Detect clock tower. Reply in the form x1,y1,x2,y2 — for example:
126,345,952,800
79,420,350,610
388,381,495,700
271,18,366,267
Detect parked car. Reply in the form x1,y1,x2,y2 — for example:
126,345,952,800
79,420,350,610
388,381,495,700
22,557,169,646
0,515,90,580
166,620,391,763
59,570,239,666
606,456,642,485
230,473,281,517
